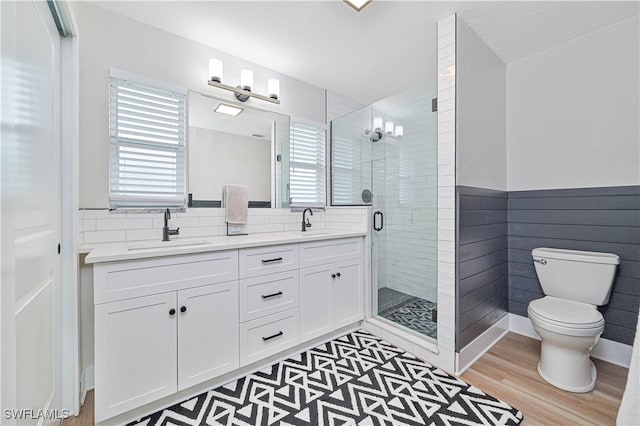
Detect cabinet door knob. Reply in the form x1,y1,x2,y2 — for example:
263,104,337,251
331,273,336,279
336,272,341,277
169,308,176,316
180,306,187,313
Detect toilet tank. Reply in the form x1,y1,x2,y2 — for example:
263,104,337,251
532,248,620,305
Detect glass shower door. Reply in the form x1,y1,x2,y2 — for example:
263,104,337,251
370,84,438,342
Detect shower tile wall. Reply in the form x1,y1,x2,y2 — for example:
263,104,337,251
455,186,508,350
375,99,438,303
508,185,640,345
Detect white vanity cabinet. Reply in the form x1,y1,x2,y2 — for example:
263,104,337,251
93,251,239,422
89,234,365,423
299,238,364,342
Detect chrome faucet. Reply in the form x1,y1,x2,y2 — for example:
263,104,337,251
301,208,313,232
162,208,180,241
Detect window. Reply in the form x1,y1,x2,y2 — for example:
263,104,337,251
109,75,186,209
289,121,326,207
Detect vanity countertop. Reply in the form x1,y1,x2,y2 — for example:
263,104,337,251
84,229,366,264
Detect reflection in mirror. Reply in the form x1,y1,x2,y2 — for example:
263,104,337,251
187,91,290,208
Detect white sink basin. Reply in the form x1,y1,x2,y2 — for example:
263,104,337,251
127,239,210,251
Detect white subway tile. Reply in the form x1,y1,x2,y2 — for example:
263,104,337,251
96,218,126,231
84,230,126,244
82,219,96,232
82,209,111,219
126,229,158,241
253,224,285,233
178,227,220,238
198,216,225,227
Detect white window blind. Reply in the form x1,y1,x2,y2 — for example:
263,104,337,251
109,77,186,209
289,122,326,207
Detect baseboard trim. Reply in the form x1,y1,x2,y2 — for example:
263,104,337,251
85,365,95,391
508,313,632,368
456,315,510,375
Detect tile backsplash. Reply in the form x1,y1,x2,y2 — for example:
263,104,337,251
79,207,369,245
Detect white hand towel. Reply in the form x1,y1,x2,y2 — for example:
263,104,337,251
224,184,249,224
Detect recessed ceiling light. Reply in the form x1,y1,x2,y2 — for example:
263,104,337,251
344,0,373,12
214,103,243,117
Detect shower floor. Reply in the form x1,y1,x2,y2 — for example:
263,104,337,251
378,288,437,339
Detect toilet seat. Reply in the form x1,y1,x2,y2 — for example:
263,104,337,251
528,297,604,336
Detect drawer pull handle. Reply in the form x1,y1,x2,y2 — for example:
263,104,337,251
336,272,341,277
262,331,283,342
261,257,283,264
331,273,336,279
169,308,176,316
261,291,283,300
180,306,187,313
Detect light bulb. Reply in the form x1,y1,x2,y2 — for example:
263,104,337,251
240,69,253,91
208,58,223,82
268,78,280,99
395,125,404,138
385,121,394,135
373,117,383,131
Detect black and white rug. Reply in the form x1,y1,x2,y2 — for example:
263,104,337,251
128,330,523,425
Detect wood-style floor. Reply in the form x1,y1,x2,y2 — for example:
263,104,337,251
63,332,628,426
461,333,629,426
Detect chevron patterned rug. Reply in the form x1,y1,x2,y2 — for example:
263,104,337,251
127,330,523,425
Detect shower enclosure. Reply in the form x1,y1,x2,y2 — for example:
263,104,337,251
331,83,438,342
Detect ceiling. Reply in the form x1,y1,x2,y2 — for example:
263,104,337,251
92,1,639,105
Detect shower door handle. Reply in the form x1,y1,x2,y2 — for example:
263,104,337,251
373,211,384,231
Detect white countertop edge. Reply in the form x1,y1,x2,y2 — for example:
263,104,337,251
84,229,367,264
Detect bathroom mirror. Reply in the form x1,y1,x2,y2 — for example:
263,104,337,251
187,91,290,208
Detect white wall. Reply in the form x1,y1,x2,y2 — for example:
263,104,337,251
189,128,271,202
507,16,640,191
456,19,507,191
74,2,326,208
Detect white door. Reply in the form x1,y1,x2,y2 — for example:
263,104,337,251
177,282,239,391
333,260,364,328
1,1,63,423
94,293,178,422
299,265,333,342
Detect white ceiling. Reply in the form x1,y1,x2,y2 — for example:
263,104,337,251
92,1,639,105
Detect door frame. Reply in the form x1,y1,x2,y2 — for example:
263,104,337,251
57,0,81,416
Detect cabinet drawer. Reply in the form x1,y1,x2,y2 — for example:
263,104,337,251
94,250,238,304
240,271,299,322
239,309,299,366
299,237,363,267
239,244,298,278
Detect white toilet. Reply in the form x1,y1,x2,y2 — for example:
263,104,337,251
528,247,619,393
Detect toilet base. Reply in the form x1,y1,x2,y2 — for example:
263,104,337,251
537,360,597,393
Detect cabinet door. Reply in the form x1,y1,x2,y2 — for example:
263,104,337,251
333,259,363,328
177,282,239,391
95,293,177,422
299,264,333,342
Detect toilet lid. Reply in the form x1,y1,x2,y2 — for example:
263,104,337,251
529,297,604,328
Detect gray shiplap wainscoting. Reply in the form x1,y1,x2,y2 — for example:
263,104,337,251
456,186,509,351
507,186,640,345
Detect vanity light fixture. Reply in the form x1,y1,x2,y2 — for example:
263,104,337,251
385,121,394,135
267,78,280,100
209,58,223,82
344,0,373,12
207,58,281,104
365,117,384,142
394,125,404,138
214,103,243,117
